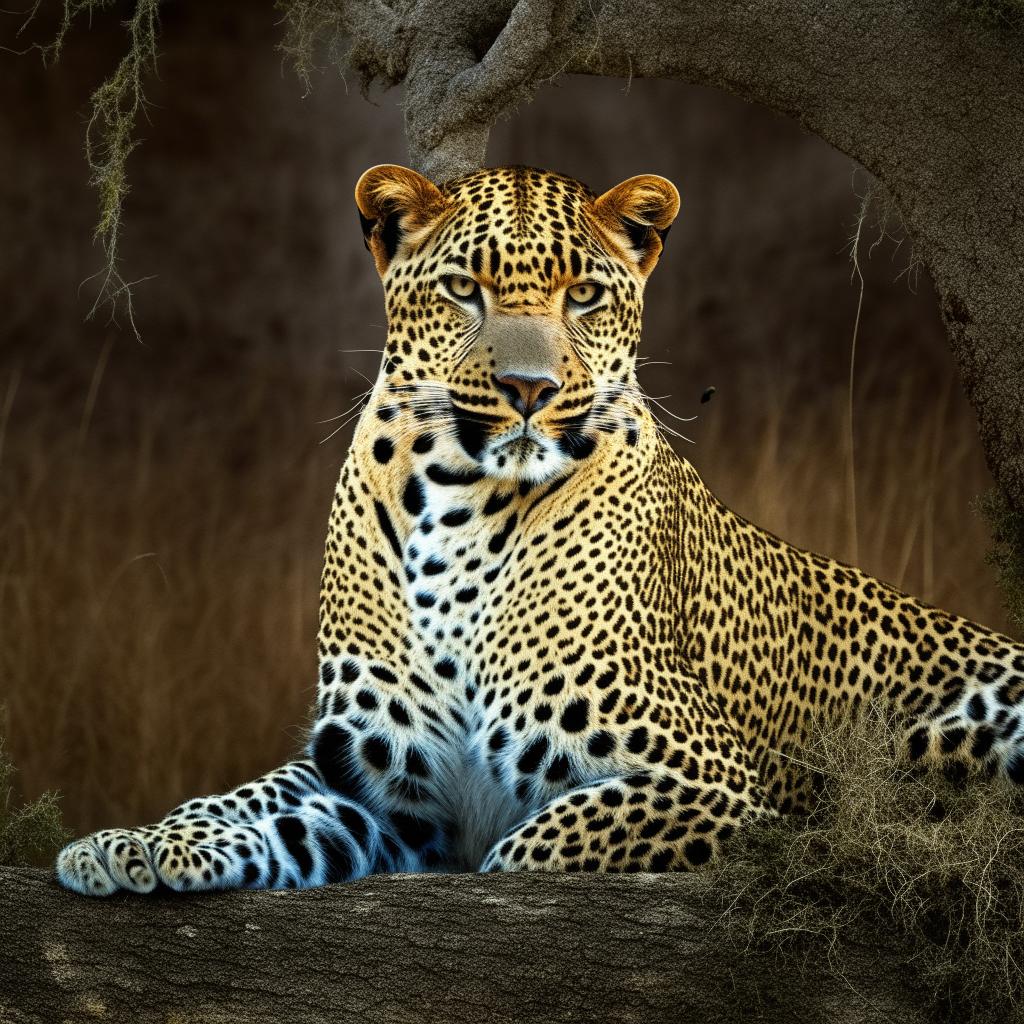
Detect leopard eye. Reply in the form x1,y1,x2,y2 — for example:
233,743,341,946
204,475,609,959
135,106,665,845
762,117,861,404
567,282,604,308
443,275,480,302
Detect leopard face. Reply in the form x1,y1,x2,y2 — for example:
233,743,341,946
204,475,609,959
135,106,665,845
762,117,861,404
355,164,679,484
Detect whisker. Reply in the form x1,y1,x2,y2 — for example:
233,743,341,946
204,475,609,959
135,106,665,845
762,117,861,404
316,386,374,424
647,397,698,424
319,407,367,445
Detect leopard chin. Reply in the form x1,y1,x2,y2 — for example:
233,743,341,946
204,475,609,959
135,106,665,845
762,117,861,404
478,428,570,485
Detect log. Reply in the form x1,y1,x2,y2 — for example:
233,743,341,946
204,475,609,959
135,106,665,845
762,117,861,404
0,866,928,1023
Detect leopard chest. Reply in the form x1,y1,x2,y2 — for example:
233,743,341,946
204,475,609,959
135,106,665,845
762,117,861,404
399,469,520,665
396,469,530,863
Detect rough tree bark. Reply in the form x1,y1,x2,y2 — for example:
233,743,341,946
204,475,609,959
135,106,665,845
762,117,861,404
301,0,1024,534
0,866,928,1023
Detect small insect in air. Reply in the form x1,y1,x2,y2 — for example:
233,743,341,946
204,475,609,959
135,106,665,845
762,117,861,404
700,386,716,404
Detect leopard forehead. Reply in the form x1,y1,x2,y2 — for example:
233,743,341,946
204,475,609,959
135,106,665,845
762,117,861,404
389,166,640,304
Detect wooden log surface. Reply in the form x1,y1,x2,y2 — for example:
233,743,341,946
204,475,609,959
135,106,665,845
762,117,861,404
0,866,928,1023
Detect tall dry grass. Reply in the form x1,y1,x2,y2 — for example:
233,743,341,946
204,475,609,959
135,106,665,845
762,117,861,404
0,345,351,836
0,333,1010,838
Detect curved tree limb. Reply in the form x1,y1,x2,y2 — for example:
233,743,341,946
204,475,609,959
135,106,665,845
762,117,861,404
0,866,929,1023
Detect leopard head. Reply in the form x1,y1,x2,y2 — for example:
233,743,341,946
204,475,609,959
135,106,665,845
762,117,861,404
355,164,679,484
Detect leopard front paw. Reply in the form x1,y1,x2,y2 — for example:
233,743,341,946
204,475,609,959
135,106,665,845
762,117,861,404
56,828,157,896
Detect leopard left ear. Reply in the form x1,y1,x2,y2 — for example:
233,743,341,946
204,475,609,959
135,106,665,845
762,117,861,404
354,164,448,277
593,174,680,276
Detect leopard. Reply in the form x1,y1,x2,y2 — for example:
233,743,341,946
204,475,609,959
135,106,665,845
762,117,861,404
57,163,1024,895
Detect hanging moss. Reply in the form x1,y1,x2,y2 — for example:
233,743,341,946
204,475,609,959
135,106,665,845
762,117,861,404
26,0,163,335
0,738,69,868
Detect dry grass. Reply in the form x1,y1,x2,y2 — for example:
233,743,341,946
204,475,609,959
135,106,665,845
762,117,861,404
0,351,343,836
706,710,1024,1023
0,737,68,867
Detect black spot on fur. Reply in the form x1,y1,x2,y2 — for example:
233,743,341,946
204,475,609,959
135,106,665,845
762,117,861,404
373,438,394,464
390,811,435,850
488,514,518,554
356,689,378,710
374,500,401,559
587,731,615,757
545,753,571,782
403,476,425,516
312,724,364,799
405,748,430,777
967,693,986,721
684,838,712,866
483,491,514,516
558,430,597,460
907,728,929,761
560,698,589,733
441,508,473,527
362,736,391,771
321,831,355,883
434,658,457,679
426,464,484,486
626,727,649,753
338,805,370,847
276,816,313,878
972,727,995,759
454,413,489,460
517,737,549,774
388,699,411,726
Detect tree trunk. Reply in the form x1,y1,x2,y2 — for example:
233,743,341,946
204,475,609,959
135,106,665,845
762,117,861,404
334,0,1024,529
0,866,929,1023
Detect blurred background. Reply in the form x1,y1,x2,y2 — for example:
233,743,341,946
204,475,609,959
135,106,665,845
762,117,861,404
0,2,1010,836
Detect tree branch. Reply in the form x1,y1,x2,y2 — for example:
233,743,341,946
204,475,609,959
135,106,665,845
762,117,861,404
0,866,929,1023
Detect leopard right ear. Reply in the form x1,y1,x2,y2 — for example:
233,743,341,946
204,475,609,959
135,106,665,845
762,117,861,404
593,174,680,277
355,165,448,277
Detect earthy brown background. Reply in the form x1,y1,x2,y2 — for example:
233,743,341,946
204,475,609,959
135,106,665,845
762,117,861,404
0,2,1009,835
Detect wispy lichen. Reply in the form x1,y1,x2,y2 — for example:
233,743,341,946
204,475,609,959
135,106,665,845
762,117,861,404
276,0,351,96
275,0,404,97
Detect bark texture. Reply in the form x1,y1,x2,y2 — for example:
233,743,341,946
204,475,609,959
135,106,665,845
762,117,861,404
0,866,928,1023
317,0,1024,530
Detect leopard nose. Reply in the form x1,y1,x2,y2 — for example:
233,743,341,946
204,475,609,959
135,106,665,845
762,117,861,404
493,373,562,418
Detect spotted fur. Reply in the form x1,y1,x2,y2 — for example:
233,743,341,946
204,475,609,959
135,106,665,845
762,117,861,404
57,164,1024,895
